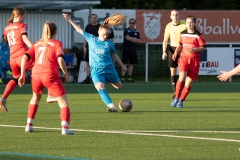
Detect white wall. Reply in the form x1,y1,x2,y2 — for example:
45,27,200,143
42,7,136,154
0,12,72,48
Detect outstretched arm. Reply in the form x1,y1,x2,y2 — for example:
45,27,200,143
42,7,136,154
217,64,240,81
62,13,83,35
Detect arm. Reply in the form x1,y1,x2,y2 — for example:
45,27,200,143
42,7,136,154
217,64,240,81
191,46,206,53
162,35,169,60
112,54,127,71
58,56,69,82
62,13,83,35
172,44,182,61
18,54,28,87
83,39,87,54
125,35,140,43
22,35,32,48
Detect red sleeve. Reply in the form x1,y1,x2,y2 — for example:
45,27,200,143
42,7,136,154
21,24,28,35
198,35,206,47
55,41,64,57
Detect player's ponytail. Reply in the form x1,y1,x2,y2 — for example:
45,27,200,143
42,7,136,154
7,16,14,24
101,13,127,30
8,6,26,24
41,21,57,46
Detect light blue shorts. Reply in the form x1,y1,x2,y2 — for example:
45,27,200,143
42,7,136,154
91,66,120,85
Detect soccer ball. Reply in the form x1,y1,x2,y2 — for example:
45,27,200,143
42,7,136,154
118,98,133,112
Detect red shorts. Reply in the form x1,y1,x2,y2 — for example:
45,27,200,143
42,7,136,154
31,73,66,97
178,56,200,80
10,56,34,78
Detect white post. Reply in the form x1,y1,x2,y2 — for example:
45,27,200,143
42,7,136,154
145,43,149,82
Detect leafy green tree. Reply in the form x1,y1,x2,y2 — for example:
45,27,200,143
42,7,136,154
94,0,240,9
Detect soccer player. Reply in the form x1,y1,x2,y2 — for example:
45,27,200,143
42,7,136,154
171,15,206,108
0,6,34,112
162,10,187,100
81,14,101,84
0,6,55,112
62,13,127,112
217,65,240,82
18,21,75,135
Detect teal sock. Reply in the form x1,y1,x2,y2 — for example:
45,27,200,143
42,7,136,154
98,89,112,106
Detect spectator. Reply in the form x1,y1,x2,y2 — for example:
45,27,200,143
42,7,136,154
121,18,140,82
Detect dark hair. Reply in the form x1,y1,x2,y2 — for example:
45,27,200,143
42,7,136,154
90,14,98,18
129,18,136,23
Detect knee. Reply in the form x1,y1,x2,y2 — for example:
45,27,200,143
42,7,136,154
116,83,122,89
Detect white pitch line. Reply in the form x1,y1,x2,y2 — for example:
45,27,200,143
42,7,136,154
1,124,240,143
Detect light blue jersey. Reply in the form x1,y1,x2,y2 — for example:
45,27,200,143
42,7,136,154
83,31,116,68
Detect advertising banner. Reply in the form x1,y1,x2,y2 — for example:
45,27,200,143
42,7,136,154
74,9,240,44
199,48,235,75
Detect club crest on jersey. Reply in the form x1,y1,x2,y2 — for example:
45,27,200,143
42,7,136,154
24,27,28,33
104,43,109,48
142,12,162,41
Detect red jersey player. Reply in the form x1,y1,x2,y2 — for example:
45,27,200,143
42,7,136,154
0,6,56,112
18,21,75,135
171,15,206,108
0,6,33,112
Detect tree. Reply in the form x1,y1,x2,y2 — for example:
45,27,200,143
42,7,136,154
94,0,240,9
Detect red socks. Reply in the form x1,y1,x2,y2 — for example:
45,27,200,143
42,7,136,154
60,107,70,125
180,86,191,101
28,104,38,119
2,80,18,99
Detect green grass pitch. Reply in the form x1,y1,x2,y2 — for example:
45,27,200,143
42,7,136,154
0,82,240,160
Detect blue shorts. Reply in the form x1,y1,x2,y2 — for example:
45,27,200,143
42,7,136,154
91,66,120,85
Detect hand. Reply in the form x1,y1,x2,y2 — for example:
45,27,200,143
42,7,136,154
18,76,25,87
172,53,177,61
122,65,127,72
62,13,70,21
186,48,196,54
64,74,69,82
217,71,230,81
162,52,167,60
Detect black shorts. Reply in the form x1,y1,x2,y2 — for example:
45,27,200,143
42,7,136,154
122,51,138,64
168,46,180,68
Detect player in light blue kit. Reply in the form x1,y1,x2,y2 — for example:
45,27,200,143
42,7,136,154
63,13,127,112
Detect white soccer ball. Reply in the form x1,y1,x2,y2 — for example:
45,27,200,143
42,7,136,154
118,98,133,112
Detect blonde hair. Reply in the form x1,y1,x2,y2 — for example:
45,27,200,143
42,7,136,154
8,6,26,24
101,13,127,30
41,21,57,46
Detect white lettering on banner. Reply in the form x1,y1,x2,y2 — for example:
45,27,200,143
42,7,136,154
197,18,240,35
235,58,240,65
235,51,240,56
